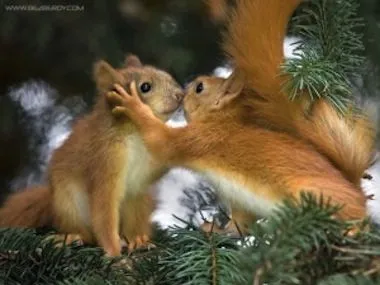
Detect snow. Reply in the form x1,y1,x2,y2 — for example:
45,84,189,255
283,36,302,59
361,153,380,224
7,80,86,191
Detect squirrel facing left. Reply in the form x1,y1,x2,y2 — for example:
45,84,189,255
0,55,183,256
105,0,375,234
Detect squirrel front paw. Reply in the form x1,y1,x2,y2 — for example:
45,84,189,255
105,90,128,118
106,82,156,126
105,82,142,118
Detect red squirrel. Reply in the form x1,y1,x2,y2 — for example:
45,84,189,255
0,55,183,256
105,0,375,233
222,0,375,188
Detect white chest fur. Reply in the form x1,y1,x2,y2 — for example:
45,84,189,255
124,133,156,194
203,170,278,217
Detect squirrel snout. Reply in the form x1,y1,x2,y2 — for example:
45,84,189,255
174,92,185,102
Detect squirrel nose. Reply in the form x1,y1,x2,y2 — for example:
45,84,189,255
174,92,184,102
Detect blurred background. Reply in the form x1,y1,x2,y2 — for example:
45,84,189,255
0,0,379,225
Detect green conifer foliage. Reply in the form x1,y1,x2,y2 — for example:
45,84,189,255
1,1,380,284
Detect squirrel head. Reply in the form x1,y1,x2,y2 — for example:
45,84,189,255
93,54,184,121
183,70,245,121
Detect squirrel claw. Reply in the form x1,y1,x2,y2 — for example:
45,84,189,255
125,234,155,253
106,91,124,107
114,82,139,100
111,106,128,117
114,83,132,98
46,233,85,247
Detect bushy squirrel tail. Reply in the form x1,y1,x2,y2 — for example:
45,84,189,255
295,101,376,186
0,186,52,228
224,0,376,186
223,0,304,136
223,0,302,96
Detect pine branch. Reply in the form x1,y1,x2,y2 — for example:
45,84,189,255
284,0,365,113
156,224,243,285
57,277,114,285
0,228,137,284
0,195,379,284
231,193,380,284
284,48,352,113
232,193,344,284
318,274,380,285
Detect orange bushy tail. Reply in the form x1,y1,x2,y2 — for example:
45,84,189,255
0,186,52,228
224,0,376,186
294,101,376,186
223,0,302,96
224,0,304,135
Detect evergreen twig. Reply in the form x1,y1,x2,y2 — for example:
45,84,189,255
284,0,365,113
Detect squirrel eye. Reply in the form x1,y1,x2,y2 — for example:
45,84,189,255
140,82,151,93
195,82,204,94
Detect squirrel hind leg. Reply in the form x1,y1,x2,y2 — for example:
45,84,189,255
291,177,367,221
51,181,97,247
120,191,155,253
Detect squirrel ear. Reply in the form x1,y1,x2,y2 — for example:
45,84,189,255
212,70,245,109
93,60,123,93
124,54,143,68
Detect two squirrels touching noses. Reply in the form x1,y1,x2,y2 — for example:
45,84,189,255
0,0,376,257
107,0,376,234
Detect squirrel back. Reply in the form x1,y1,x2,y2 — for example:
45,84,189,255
223,0,375,186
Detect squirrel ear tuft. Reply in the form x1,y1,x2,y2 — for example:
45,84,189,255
212,70,245,110
93,60,123,93
124,54,143,68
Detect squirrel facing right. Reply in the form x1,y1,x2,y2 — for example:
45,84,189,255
106,0,375,234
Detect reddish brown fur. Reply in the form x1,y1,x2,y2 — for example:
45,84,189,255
223,0,301,96
108,79,367,223
223,0,375,186
0,55,183,256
